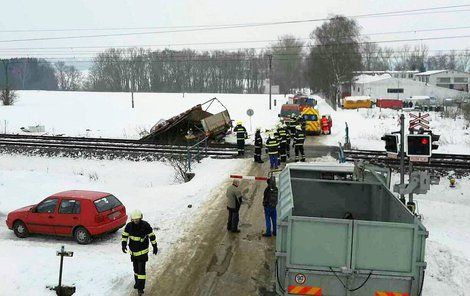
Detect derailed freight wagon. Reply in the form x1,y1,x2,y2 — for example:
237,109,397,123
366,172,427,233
276,164,427,296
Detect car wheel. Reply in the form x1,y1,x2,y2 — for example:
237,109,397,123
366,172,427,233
13,221,29,238
74,227,92,244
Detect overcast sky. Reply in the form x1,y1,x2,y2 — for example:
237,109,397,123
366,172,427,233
1,0,469,62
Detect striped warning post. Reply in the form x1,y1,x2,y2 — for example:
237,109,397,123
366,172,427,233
287,285,322,295
229,174,269,181
375,292,410,296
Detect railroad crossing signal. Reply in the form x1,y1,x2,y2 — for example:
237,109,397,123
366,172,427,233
381,134,399,154
406,134,431,158
409,112,430,130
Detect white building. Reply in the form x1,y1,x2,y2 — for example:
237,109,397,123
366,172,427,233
413,70,470,92
354,70,419,79
350,74,465,102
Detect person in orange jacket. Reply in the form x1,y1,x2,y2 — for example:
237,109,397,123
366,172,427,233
321,115,329,135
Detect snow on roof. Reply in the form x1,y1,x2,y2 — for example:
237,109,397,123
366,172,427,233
354,74,392,84
343,95,372,101
409,95,430,100
414,70,447,76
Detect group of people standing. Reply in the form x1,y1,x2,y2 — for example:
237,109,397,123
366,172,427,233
226,175,278,238
254,115,306,169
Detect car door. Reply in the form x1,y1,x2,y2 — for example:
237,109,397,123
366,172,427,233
55,199,81,236
26,198,59,235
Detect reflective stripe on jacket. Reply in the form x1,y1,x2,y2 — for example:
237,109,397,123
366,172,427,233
233,125,247,140
266,138,279,155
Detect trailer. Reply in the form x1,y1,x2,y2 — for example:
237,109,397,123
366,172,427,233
141,98,231,144
276,163,427,296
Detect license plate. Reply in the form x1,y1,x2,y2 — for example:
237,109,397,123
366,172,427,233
108,211,121,220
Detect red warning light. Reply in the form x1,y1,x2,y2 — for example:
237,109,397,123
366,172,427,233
421,137,429,145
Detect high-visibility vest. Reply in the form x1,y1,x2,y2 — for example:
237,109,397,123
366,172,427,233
265,138,279,155
294,131,305,146
233,125,247,140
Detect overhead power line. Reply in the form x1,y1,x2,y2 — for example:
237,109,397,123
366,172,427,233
0,5,469,43
1,34,470,58
1,24,469,52
0,4,469,33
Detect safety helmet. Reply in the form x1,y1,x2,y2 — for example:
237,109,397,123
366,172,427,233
282,123,287,128
236,120,242,125
131,209,143,220
295,125,302,131
256,127,261,131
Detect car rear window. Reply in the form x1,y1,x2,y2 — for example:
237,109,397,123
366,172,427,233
93,195,122,213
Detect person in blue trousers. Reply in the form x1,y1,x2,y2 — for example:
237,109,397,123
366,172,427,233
262,176,278,237
265,132,279,170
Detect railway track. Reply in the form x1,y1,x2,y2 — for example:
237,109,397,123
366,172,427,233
343,149,470,172
0,134,238,160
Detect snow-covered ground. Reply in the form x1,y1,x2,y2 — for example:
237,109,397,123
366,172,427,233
397,173,470,295
315,96,470,154
1,90,470,295
1,90,468,153
0,91,287,139
0,154,247,295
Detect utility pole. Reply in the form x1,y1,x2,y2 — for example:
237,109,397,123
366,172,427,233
268,54,273,110
399,113,406,204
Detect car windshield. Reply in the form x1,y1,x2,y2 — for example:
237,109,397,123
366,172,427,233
93,195,122,213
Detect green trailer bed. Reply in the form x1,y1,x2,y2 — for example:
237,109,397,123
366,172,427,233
276,164,427,296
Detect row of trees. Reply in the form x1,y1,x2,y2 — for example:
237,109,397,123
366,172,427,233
1,16,470,97
88,48,268,93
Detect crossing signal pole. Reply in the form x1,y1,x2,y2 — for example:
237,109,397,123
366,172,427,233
399,114,405,204
268,54,273,110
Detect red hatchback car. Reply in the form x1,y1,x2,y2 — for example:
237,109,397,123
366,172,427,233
6,190,127,244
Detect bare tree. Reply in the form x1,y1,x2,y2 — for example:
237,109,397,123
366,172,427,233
270,35,306,94
56,62,83,90
166,154,193,183
306,15,362,106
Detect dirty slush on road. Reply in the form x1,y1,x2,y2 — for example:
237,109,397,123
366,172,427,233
146,160,277,296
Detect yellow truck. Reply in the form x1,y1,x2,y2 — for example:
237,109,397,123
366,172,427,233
300,106,321,135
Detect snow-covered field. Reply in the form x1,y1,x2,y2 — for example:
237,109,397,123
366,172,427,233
1,90,468,153
0,91,286,139
0,154,247,295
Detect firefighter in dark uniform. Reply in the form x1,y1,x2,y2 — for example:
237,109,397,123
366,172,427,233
122,210,158,295
254,127,263,163
277,123,288,162
233,121,248,156
297,114,306,131
265,132,280,169
294,125,306,162
273,127,281,166
287,114,298,157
